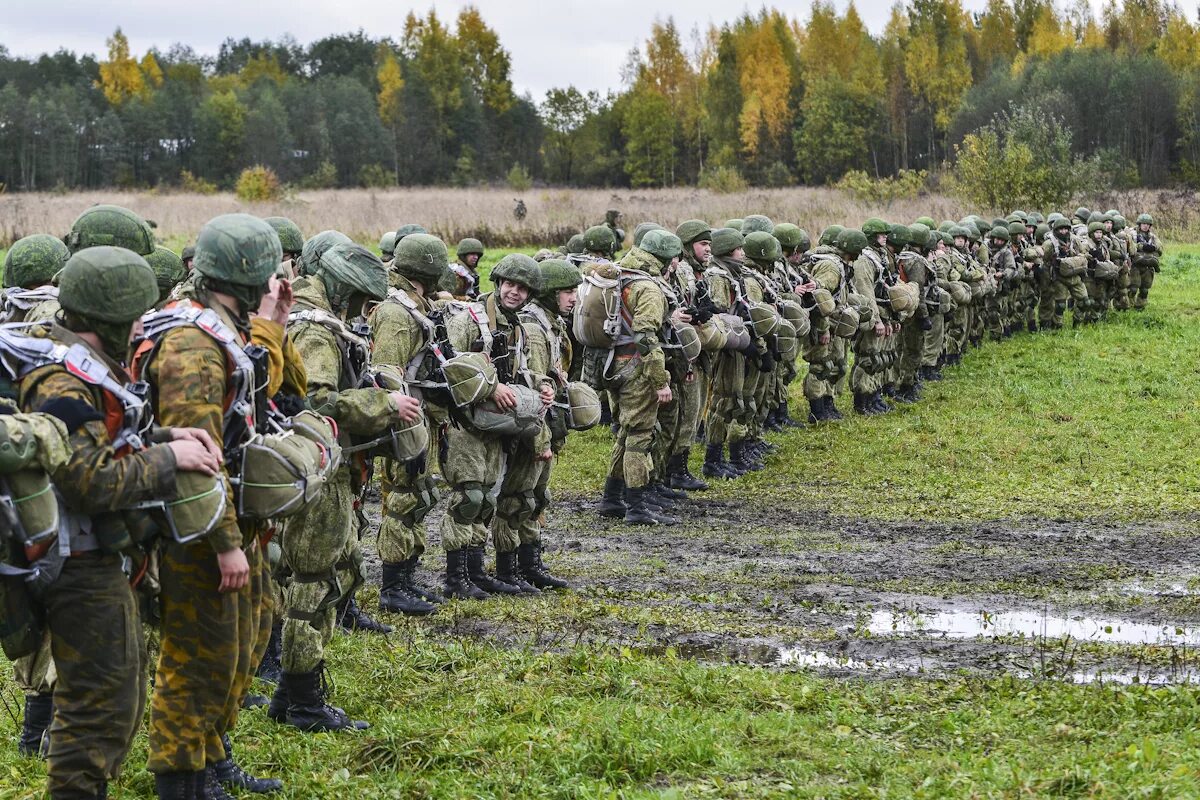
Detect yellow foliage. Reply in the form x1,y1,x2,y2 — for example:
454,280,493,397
140,53,163,89
239,53,288,87
1157,12,1200,71
736,22,792,155
376,45,405,126
97,28,145,107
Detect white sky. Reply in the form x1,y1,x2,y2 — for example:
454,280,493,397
3,0,1115,99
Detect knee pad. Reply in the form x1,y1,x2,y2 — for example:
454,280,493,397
450,482,486,524
533,486,551,517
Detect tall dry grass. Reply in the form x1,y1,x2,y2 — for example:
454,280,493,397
1,186,1196,248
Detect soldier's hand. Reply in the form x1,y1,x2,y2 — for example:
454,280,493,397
257,277,294,326
536,448,553,462
672,308,693,325
655,386,673,405
168,439,221,476
819,332,830,345
873,321,885,336
216,548,250,592
539,384,555,407
389,392,422,422
492,383,517,410
170,427,223,464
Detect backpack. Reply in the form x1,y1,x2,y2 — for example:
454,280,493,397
572,262,656,349
1,287,59,324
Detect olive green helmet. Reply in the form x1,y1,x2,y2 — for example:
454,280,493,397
298,230,352,277
1050,215,1071,231
582,225,616,254
455,237,484,259
263,216,304,255
316,242,388,304
938,220,955,233
1111,215,1127,231
181,245,196,263
491,253,540,290
65,204,155,256
395,224,428,240
565,233,586,255
194,214,282,286
3,234,70,289
1074,207,1091,221
948,225,972,241
818,225,844,247
535,259,582,308
710,227,745,258
640,229,683,262
989,225,1010,243
1088,210,1108,225
861,218,890,237
915,216,936,229
724,218,744,231
1028,212,1044,225
632,222,664,247
741,214,774,235
1007,221,1026,238
393,233,449,283
887,224,911,248
908,222,931,248
145,245,186,299
1137,213,1153,225
379,231,397,259
1035,223,1049,241
1087,221,1106,235
836,229,868,257
58,246,158,323
743,231,781,262
772,223,805,251
676,219,712,245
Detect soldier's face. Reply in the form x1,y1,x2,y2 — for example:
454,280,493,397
874,233,888,248
1139,223,1151,233
1104,221,1113,232
557,288,578,314
954,236,967,249
692,241,712,262
731,246,745,261
1093,230,1103,241
465,253,481,268
498,280,529,310
787,250,806,265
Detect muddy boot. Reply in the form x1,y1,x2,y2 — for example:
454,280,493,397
729,440,764,472
255,622,283,685
283,663,368,732
18,693,52,758
495,549,540,594
241,693,269,709
336,595,392,635
668,451,708,491
467,545,522,595
518,541,570,590
267,680,289,724
404,556,444,605
596,477,627,518
214,734,282,793
443,549,490,600
652,480,687,502
155,771,201,800
870,391,892,414
701,444,733,479
379,562,435,616
623,487,663,525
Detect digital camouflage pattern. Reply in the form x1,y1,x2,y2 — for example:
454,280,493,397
66,204,155,256
3,233,70,289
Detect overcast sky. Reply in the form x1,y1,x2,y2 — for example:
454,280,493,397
5,0,1111,99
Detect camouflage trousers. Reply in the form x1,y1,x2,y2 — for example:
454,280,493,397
226,541,270,732
280,468,353,674
945,305,969,356
1113,265,1132,310
921,312,945,368
772,351,797,410
378,446,439,563
850,326,886,394
1042,274,1088,326
651,368,685,483
13,628,55,695
675,361,707,457
1131,264,1156,308
441,425,502,552
897,318,924,388
607,366,663,490
802,334,846,401
43,554,145,798
148,539,245,773
746,360,770,437
494,438,551,553
706,351,746,446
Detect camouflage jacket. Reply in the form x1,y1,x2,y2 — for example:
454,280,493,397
445,291,553,395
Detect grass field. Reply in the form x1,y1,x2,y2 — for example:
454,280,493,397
1,246,1200,798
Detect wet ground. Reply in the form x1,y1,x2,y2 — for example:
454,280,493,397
357,490,1200,686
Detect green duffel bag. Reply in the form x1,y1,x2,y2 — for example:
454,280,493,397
696,318,727,351
1057,255,1087,277
358,365,429,462
745,301,781,339
4,469,58,545
887,282,919,315
441,351,498,407
471,383,546,439
829,306,860,338
235,431,329,520
948,280,972,305
153,471,229,543
1093,259,1120,280
287,410,342,475
1132,254,1159,271
564,381,601,431
778,298,810,338
719,313,752,351
672,321,702,362
774,318,798,363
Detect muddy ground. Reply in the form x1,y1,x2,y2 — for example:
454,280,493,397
355,489,1200,686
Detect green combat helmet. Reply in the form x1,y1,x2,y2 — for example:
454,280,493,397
908,222,931,249
395,224,428,240
938,220,955,233
145,245,186,302
565,233,586,255
989,225,1010,243
743,231,781,263
1137,213,1154,226
741,215,774,235
3,234,70,289
582,225,616,255
1087,221,1106,236
887,224,911,249
1007,221,1026,239
535,259,582,310
58,247,159,356
818,225,844,247
181,245,195,267
861,218,890,238
835,228,868,258
676,219,712,245
456,237,484,260
490,253,540,290
392,233,449,284
632,222,664,247
640,229,683,263
915,216,937,229
194,213,282,287
710,228,745,258
379,231,397,261
772,223,806,252
1035,223,1050,241
65,204,155,256
949,225,972,243
297,230,351,277
1111,215,1127,232
263,216,304,256
724,219,744,231
316,243,389,313
1074,207,1091,222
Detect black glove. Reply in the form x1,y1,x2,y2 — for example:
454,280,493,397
920,317,933,332
688,305,713,325
1141,243,1156,253
759,350,776,371
743,338,761,359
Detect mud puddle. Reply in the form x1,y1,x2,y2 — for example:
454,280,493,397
867,607,1200,646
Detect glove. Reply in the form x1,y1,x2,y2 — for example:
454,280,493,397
1140,243,1156,253
759,350,776,371
920,317,933,332
689,305,713,325
742,338,761,359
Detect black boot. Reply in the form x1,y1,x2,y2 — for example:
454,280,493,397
255,622,282,685
401,556,444,604
336,596,393,635
808,398,824,423
729,440,764,472
668,451,708,491
443,549,490,600
202,766,235,800
778,401,803,427
763,408,784,432
267,680,288,724
282,663,368,732
213,734,283,793
467,545,523,595
871,391,893,413
652,480,687,501
853,393,866,415
701,443,733,479
155,771,201,800
379,561,436,616
517,541,570,590
597,476,627,518
18,693,52,758
495,549,540,594
624,486,663,525
241,693,269,709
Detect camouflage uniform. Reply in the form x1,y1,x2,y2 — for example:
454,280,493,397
896,241,933,400
803,245,851,412
850,244,888,410
703,244,751,462
1130,218,1163,310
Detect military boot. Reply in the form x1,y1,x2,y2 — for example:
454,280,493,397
202,766,235,800
807,398,824,423
729,440,764,472
282,663,368,732
495,549,540,594
653,479,688,501
18,693,52,758
267,680,289,724
825,397,844,421
763,407,784,432
336,596,393,635
596,477,627,518
154,771,201,800
870,391,893,414
443,549,490,600
517,541,570,590
401,556,443,604
893,383,917,403
467,545,523,595
379,562,436,616
667,451,708,491
255,622,283,685
778,401,803,428
853,393,866,415
213,734,283,794
624,487,668,525
701,444,734,479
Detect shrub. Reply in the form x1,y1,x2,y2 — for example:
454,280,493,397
235,165,282,202
299,160,338,190
180,170,217,195
763,161,794,188
506,162,532,192
359,163,393,189
698,166,749,194
835,169,927,203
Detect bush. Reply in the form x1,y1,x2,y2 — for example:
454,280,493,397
299,160,338,190
180,170,217,195
763,161,794,188
359,163,393,189
235,165,282,202
835,169,927,203
698,166,749,194
506,162,532,192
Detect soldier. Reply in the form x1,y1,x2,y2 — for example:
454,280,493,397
1130,213,1163,310
1041,214,1090,328
894,224,935,402
181,245,195,272
296,230,352,277
582,225,617,261
1109,213,1133,310
879,224,910,398
451,237,485,300
146,245,186,306
981,225,1016,339
769,223,816,427
264,216,305,278
274,243,419,731
801,227,851,420
367,233,452,616
19,247,221,800
946,225,980,361
1,234,69,324
1081,220,1117,323
851,220,892,414
672,219,719,484
603,208,625,251
379,231,397,264
742,230,788,447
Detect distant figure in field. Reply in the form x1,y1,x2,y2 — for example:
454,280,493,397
513,199,526,221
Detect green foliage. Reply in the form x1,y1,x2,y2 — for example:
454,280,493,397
234,164,281,201
763,160,794,188
698,165,749,194
835,168,927,203
299,160,338,190
178,170,217,195
357,163,392,188
505,162,532,191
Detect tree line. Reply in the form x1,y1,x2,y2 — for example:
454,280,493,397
1,0,1198,193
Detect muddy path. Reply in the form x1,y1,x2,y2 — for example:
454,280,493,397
355,490,1200,684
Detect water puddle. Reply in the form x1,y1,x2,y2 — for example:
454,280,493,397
777,647,902,672
868,608,1200,646
1118,579,1198,598
1069,667,1199,686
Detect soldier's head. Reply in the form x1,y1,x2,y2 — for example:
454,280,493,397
1111,214,1127,232
632,222,663,248
741,215,774,236
315,243,388,319
3,234,70,289
949,225,971,252
605,209,622,226
395,224,428,241
66,204,155,256
1074,207,1091,224
835,229,868,263
887,224,910,254
908,223,931,253
640,229,684,272
181,245,196,272
298,230,352,277
391,234,449,294
263,216,305,261
582,225,616,258
58,246,158,360
565,233,586,255
710,228,745,261
1137,213,1153,233
743,231,781,268
490,253,540,312
772,223,806,261
145,245,186,305
379,231,397,263
1007,221,1026,245
861,218,890,250
536,259,582,316
1051,217,1072,241
818,225,843,248
194,213,283,317
1088,221,1106,241
456,237,485,269
677,220,713,265
989,226,1010,248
